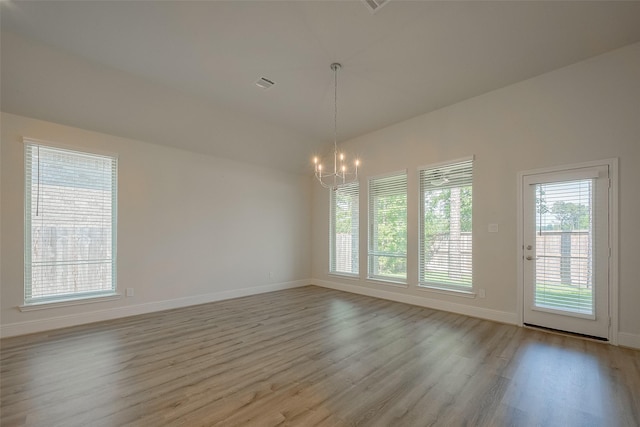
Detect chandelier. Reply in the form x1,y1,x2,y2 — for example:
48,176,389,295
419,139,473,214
313,63,359,189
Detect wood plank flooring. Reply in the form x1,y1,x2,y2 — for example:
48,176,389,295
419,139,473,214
1,286,639,426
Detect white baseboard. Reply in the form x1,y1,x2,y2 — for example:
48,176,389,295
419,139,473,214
312,278,518,325
618,332,640,350
6,279,634,349
1,280,309,338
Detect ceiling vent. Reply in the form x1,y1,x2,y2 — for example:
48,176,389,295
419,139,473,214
255,77,275,90
363,0,389,14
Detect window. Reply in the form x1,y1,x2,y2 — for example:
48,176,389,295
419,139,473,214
368,171,407,282
419,158,473,290
24,141,117,304
330,182,359,275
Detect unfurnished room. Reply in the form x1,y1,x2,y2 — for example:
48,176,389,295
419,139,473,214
0,1,639,426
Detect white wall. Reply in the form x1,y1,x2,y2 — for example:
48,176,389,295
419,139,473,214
311,42,640,348
1,112,311,337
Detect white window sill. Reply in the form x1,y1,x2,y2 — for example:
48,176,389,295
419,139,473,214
19,293,122,312
328,272,360,280
417,284,476,299
367,277,409,288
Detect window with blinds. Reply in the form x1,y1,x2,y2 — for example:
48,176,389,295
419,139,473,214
24,142,118,304
368,171,407,282
330,182,359,275
419,158,473,290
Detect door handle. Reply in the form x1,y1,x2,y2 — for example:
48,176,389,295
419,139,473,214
526,256,533,260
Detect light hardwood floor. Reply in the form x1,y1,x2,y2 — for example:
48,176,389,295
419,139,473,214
1,286,638,426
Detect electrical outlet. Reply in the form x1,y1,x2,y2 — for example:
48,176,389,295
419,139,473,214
126,288,134,297
269,271,274,280
488,224,499,233
479,289,486,298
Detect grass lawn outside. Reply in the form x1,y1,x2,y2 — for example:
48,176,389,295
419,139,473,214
422,271,472,287
535,283,593,313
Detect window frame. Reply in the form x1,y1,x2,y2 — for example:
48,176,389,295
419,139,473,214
367,170,408,284
23,138,119,306
329,181,360,277
418,157,474,293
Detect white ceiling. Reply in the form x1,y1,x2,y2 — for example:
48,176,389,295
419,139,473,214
2,1,640,173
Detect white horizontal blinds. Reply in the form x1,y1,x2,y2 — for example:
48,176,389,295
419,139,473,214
368,172,407,281
533,179,594,315
419,159,473,289
25,143,117,303
330,182,359,275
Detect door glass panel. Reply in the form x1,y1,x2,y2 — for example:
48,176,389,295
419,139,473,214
534,179,594,315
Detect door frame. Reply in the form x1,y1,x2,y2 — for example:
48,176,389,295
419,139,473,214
516,158,619,344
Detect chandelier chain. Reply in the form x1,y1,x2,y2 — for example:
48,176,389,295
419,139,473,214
334,63,338,157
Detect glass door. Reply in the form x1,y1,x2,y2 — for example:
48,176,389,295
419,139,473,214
522,165,610,339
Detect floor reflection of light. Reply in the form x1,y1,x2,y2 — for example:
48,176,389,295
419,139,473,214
329,299,360,342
